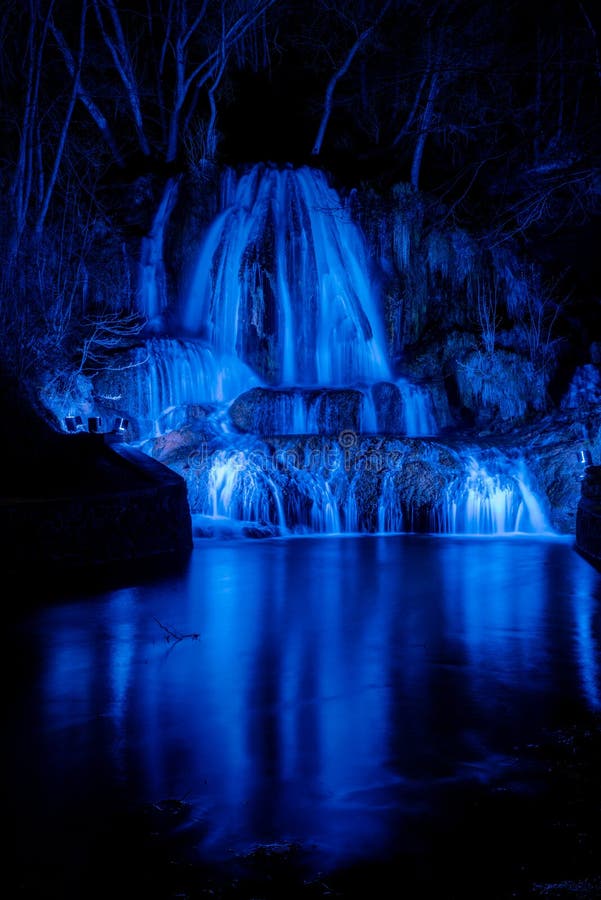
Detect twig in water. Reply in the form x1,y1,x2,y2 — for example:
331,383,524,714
153,616,200,644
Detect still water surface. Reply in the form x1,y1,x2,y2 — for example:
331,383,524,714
8,533,601,894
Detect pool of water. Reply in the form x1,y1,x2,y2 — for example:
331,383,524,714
7,533,601,897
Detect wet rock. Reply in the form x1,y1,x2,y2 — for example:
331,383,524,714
370,381,403,432
228,387,366,435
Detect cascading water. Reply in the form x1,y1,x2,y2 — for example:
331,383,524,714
138,178,180,327
394,378,438,436
123,337,260,435
433,453,551,535
187,436,552,536
182,163,391,386
123,162,554,538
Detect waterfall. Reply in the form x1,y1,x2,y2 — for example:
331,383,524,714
205,449,285,526
377,471,405,533
434,453,552,535
182,164,391,386
228,386,379,436
227,382,437,437
129,337,259,432
112,161,555,540
138,178,180,328
187,437,551,537
394,378,437,436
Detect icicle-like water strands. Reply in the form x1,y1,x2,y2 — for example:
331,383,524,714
377,471,405,533
185,437,552,537
182,164,391,385
394,378,437,436
434,454,552,535
204,449,285,526
138,178,180,327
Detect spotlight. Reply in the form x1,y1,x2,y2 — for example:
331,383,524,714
577,448,592,467
88,416,102,433
64,415,83,433
112,417,129,434
577,448,592,480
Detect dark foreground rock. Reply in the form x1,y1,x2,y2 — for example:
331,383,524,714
0,377,193,578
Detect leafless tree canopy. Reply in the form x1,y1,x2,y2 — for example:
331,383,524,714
0,0,599,378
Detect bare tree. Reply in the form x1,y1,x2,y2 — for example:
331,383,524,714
48,0,279,168
48,15,124,165
35,0,89,234
8,0,54,253
311,0,392,158
48,0,280,321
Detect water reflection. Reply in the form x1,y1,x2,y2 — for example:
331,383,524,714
8,535,601,884
572,561,601,711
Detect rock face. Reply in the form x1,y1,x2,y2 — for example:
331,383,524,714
576,465,601,568
228,387,369,435
138,395,601,539
1,436,193,576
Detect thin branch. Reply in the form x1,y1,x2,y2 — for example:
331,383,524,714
92,0,150,156
153,616,200,644
312,0,392,157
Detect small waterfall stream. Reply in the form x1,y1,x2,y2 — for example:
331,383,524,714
124,162,553,537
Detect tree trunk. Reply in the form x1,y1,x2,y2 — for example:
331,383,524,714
312,1,390,157
410,71,439,189
10,0,53,255
50,18,125,167
35,0,88,236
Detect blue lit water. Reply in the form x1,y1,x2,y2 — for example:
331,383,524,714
7,534,601,896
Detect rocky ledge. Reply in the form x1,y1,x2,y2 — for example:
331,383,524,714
0,378,193,578
576,465,601,569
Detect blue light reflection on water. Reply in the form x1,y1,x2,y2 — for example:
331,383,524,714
8,534,601,882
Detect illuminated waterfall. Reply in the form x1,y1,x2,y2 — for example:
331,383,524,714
433,454,552,535
128,337,259,432
228,386,378,436
377,471,405,533
138,178,180,326
189,438,551,536
124,163,554,538
182,164,391,385
394,378,437,436
206,449,285,525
